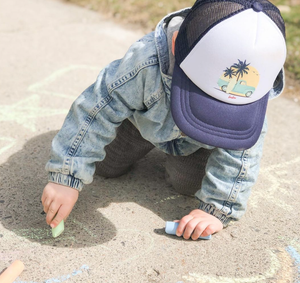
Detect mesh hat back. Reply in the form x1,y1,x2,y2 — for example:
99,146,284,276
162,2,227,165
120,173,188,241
175,0,286,65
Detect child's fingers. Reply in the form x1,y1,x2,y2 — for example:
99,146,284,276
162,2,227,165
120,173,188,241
202,222,223,237
176,215,193,237
191,221,210,240
41,194,46,205
45,202,60,225
42,197,51,214
182,219,199,239
50,205,69,228
183,218,206,240
201,224,215,237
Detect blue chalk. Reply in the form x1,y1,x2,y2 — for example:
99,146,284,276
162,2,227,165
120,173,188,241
165,221,211,240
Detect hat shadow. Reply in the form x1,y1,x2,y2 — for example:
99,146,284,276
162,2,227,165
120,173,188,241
0,131,197,248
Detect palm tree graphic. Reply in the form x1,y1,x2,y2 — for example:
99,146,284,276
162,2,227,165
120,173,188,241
232,59,250,81
221,60,251,94
223,67,235,79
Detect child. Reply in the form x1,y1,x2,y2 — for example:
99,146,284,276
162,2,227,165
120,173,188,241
41,0,286,240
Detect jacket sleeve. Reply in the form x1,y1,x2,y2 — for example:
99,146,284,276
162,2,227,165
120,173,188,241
45,32,160,191
45,59,146,191
195,118,268,226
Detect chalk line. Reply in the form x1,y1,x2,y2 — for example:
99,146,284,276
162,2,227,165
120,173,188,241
286,246,300,283
28,65,99,95
0,95,68,132
154,195,183,204
182,250,280,283
13,265,89,283
0,137,16,156
251,156,300,211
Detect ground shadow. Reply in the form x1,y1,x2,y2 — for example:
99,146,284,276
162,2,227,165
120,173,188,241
0,131,198,248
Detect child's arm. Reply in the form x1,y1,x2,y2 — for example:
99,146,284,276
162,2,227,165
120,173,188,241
176,209,223,240
176,118,268,240
41,182,79,228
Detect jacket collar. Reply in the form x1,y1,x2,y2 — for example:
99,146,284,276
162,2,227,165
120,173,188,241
154,8,190,97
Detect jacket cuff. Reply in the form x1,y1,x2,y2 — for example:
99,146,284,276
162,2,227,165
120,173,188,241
198,201,232,227
48,172,83,191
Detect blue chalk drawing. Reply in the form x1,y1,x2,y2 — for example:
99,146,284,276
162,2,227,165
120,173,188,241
286,246,300,283
13,265,89,283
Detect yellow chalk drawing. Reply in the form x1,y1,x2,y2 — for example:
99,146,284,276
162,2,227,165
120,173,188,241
28,65,99,100
182,248,297,283
250,156,300,211
0,65,100,131
0,95,68,132
183,250,280,283
0,137,16,156
154,194,183,204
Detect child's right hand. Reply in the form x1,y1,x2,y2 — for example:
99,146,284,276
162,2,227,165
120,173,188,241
41,182,79,228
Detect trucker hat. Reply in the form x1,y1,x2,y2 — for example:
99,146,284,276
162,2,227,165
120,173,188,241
171,0,286,150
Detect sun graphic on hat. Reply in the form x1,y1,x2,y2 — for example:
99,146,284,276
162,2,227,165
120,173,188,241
217,60,260,98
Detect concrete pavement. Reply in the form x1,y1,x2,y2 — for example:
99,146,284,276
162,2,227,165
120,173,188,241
0,0,300,282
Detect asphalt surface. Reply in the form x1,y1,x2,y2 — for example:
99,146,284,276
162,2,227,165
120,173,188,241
0,0,300,282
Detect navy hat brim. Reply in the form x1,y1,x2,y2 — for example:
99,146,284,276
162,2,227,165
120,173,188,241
171,63,269,150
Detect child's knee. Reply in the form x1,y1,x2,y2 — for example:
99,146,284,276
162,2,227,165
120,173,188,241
165,170,201,196
95,162,132,178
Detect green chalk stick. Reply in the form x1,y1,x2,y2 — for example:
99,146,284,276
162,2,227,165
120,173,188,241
52,220,64,238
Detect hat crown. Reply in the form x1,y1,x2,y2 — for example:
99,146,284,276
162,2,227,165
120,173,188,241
175,0,286,65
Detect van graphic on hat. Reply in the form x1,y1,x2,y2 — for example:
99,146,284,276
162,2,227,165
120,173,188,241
217,60,260,98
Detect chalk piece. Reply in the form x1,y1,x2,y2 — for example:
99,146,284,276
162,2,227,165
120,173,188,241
165,221,211,240
0,260,24,283
52,220,64,238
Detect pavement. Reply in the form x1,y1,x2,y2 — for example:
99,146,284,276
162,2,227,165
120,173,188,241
0,0,300,282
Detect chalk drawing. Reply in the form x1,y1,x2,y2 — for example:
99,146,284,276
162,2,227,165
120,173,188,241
250,156,300,211
180,245,300,283
28,65,99,100
286,246,300,282
182,250,279,282
9,217,102,245
0,95,68,132
13,264,89,283
276,247,295,283
154,195,183,205
181,248,299,283
71,218,98,239
0,65,101,132
175,238,300,282
0,137,16,156
291,239,300,253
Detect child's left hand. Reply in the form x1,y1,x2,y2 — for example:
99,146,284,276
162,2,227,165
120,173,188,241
176,209,223,240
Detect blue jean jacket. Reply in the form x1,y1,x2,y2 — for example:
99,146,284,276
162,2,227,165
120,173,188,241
46,8,285,226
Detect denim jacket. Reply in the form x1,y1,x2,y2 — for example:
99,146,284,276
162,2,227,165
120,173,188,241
46,8,285,226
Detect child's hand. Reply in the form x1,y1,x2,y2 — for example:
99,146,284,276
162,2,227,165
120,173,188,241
176,209,223,240
41,182,79,228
